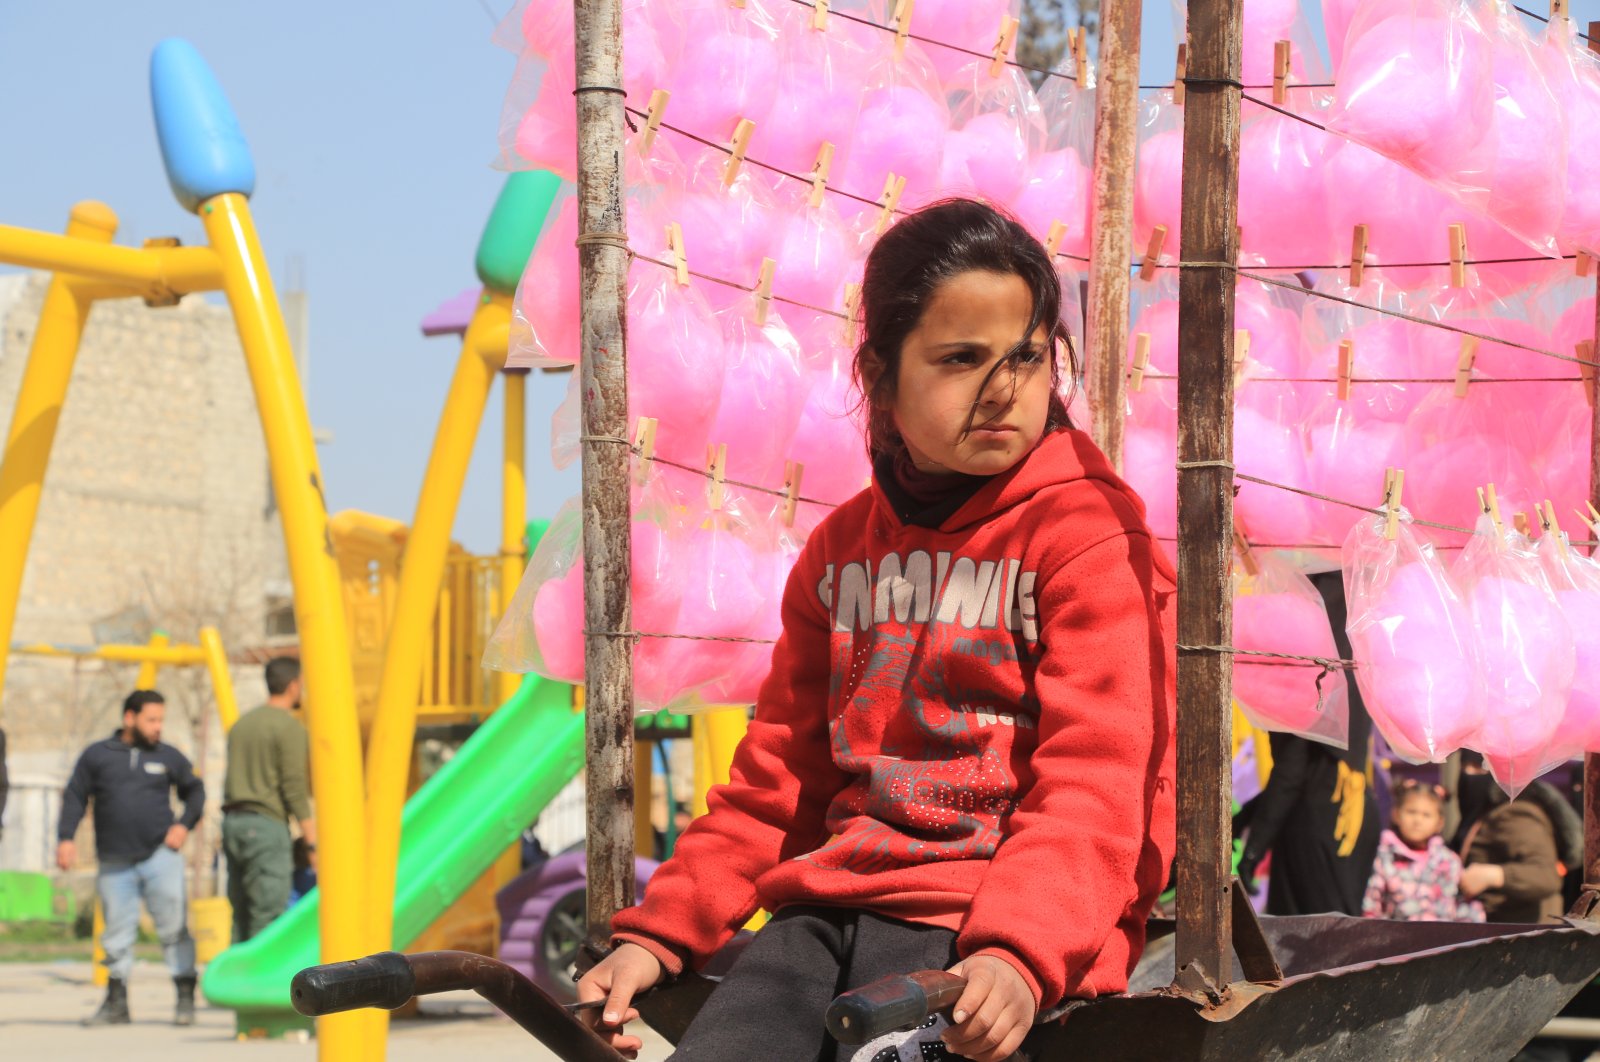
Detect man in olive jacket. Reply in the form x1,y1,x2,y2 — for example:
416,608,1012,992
221,657,316,942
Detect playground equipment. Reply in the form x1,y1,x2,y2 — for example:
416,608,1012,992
0,36,581,1061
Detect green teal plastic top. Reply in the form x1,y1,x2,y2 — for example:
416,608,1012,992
475,171,564,296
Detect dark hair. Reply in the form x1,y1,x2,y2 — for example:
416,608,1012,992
851,198,1078,461
265,656,301,696
123,689,165,716
1393,778,1446,810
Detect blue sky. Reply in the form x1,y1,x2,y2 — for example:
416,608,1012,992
1,1,1590,553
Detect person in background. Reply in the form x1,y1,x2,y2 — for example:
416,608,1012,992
1362,780,1482,922
222,656,315,942
1235,573,1380,915
0,725,9,847
1454,753,1579,925
56,690,204,1026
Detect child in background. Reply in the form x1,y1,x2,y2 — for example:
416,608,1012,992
577,199,1178,1062
1362,780,1483,923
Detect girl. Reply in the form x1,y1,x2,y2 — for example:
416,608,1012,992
579,199,1178,1062
1362,780,1483,923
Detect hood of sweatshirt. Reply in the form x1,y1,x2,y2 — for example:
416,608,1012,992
870,428,1151,536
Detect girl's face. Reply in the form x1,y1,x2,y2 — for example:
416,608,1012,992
885,270,1053,477
1394,794,1444,848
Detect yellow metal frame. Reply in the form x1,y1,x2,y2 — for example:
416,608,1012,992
0,196,370,1058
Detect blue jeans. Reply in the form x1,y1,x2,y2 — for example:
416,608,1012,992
97,845,195,982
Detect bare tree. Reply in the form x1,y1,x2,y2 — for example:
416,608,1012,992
1018,0,1101,88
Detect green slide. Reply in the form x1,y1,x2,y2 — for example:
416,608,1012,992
200,672,583,1031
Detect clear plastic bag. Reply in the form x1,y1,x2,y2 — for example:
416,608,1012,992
1342,505,1484,763
1536,529,1600,758
1452,513,1575,796
899,0,1019,88
672,145,782,313
938,61,1046,210
1537,18,1600,254
833,40,952,219
659,0,781,143
1480,1,1564,257
1021,68,1095,256
708,295,811,493
785,355,871,516
758,5,872,179
1232,548,1351,748
1238,95,1341,271
1328,0,1497,206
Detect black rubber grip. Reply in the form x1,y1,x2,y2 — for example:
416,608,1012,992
291,951,416,1016
826,975,933,1045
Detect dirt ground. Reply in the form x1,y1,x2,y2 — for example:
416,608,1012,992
0,959,674,1061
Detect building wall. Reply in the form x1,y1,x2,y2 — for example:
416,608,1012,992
0,273,287,872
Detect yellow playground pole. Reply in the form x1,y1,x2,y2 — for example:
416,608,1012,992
134,631,171,690
362,292,511,1015
498,369,527,705
198,192,373,1059
199,626,241,732
0,203,115,713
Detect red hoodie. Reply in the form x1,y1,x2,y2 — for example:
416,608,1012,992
611,428,1178,1008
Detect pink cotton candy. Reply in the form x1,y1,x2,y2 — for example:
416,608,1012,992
1234,406,1315,544
1331,9,1495,179
1122,422,1177,542
787,367,870,505
1239,111,1338,270
1466,575,1573,760
1350,561,1484,762
909,0,1015,85
1323,0,1363,71
1539,28,1600,253
1240,0,1302,87
514,61,579,181
1304,411,1405,547
1012,149,1091,254
1323,140,1459,288
835,84,949,206
1234,593,1342,733
771,206,855,315
1557,589,1600,752
666,22,779,139
532,568,586,683
629,276,727,465
675,189,776,310
701,545,793,705
1134,128,1184,251
938,111,1030,207
516,196,580,365
709,311,810,490
1486,30,1565,252
761,28,868,177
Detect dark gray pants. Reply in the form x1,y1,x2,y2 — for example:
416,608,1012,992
669,906,963,1062
222,812,291,943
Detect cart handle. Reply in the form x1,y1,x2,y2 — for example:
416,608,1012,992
825,970,967,1045
291,950,624,1062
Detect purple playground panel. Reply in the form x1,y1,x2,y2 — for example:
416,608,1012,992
497,848,659,1000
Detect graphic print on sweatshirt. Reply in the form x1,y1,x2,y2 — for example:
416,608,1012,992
800,547,1044,878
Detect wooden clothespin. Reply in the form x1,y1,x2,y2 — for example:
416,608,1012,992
1232,514,1260,577
1482,482,1505,536
1272,40,1291,105
1454,335,1478,398
1232,329,1252,388
808,142,835,209
632,417,659,485
989,15,1019,77
1350,224,1368,288
642,89,670,151
1514,512,1531,537
892,0,915,59
1578,340,1597,408
1174,44,1188,106
1553,0,1570,19
1045,220,1067,258
1338,339,1354,400
1448,223,1468,288
844,281,862,322
1589,500,1600,532
1543,500,1571,557
666,222,689,286
782,461,804,527
1130,333,1151,392
811,0,830,31
1067,27,1089,83
754,258,775,327
875,173,906,235
1578,252,1593,278
1139,225,1168,281
706,442,728,512
723,118,756,186
1384,467,1406,540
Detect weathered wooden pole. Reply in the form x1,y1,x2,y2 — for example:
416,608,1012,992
573,0,636,929
1173,0,1243,993
1084,0,1142,471
1583,21,1600,918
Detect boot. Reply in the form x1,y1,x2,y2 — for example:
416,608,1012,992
174,975,197,1026
82,978,130,1026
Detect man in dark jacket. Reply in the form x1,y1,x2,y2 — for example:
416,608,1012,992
57,690,204,1026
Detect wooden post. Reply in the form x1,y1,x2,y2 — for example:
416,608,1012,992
1583,20,1600,921
1173,0,1243,994
573,0,636,929
1084,0,1143,472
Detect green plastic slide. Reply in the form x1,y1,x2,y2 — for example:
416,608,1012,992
200,672,583,1026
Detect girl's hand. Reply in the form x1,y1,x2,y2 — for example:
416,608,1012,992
574,941,664,1059
939,955,1036,1062
1460,863,1505,899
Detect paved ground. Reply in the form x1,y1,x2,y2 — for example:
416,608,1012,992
0,960,674,1061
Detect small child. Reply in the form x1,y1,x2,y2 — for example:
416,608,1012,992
1362,780,1484,923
